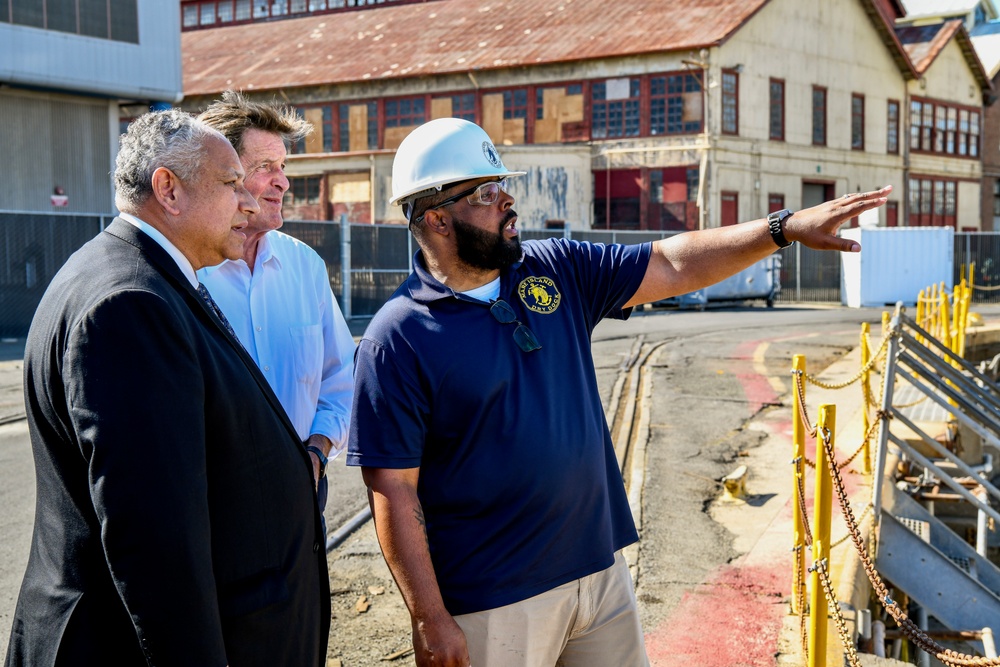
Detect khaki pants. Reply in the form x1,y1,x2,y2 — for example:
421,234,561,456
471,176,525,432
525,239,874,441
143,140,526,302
453,551,650,667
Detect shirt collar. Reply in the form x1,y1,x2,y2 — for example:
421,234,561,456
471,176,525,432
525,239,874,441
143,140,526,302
406,248,525,304
200,230,283,277
118,212,199,288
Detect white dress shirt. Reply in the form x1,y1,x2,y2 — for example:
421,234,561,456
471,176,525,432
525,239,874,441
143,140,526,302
197,231,355,457
118,212,199,289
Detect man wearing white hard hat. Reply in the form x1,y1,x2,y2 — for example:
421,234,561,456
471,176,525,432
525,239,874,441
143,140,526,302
347,117,890,667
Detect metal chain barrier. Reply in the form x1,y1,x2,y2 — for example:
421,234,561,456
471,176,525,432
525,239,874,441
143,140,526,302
972,283,1000,291
803,335,890,390
813,557,864,667
829,502,872,550
816,427,1000,666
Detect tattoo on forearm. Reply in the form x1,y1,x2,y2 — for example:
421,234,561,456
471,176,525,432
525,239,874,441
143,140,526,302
413,505,428,542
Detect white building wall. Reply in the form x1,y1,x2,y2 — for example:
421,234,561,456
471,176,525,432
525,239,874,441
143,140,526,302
707,0,908,226
0,0,182,102
907,40,984,229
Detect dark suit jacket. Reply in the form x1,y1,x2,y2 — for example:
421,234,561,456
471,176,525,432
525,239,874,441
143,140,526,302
6,218,330,666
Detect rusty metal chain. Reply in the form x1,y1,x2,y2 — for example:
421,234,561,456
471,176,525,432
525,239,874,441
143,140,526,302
801,408,888,471
802,334,890,390
793,458,813,547
813,557,864,667
816,427,1000,666
830,503,872,549
792,371,817,437
794,545,809,662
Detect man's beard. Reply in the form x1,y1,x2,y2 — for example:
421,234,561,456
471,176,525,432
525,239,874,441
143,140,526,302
452,211,522,271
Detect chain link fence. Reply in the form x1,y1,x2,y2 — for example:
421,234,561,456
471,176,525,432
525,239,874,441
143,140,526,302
3,211,998,338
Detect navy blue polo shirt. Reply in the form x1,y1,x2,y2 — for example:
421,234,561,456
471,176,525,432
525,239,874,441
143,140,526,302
347,237,651,615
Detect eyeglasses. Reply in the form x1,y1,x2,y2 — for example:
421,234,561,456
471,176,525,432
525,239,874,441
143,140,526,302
413,179,509,223
490,299,542,353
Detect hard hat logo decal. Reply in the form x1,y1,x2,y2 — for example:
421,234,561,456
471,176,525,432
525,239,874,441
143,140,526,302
518,276,561,314
482,141,503,169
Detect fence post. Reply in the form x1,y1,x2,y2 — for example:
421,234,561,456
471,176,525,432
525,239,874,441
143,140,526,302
791,354,808,614
808,404,835,667
861,323,872,474
339,213,351,320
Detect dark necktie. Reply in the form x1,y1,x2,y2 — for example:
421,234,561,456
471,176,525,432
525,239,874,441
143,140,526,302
197,283,241,344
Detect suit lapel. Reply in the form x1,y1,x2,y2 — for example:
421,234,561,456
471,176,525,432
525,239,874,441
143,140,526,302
104,218,303,443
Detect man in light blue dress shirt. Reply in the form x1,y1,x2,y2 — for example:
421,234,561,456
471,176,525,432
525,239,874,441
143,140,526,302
197,92,355,533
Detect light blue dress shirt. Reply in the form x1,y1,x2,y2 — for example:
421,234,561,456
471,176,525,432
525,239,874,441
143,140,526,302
198,230,355,457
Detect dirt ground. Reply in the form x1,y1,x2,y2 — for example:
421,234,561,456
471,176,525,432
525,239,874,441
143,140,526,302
325,521,414,666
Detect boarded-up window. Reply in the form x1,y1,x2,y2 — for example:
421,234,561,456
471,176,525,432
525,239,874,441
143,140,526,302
339,102,377,152
534,84,584,143
482,90,528,145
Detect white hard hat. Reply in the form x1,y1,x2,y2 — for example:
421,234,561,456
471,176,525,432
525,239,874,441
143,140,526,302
390,117,526,208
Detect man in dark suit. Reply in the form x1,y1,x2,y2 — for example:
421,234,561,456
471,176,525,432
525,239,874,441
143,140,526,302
5,110,330,666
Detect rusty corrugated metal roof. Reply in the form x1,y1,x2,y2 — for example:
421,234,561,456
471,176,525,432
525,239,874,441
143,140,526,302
182,0,770,97
897,20,964,72
896,19,993,91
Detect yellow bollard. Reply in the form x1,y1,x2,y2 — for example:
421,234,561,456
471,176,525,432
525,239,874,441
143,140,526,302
939,284,951,353
808,404,836,667
791,355,808,615
860,323,872,474
916,289,925,339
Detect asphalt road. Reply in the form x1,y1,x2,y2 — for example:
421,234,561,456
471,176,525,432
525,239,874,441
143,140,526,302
0,303,958,662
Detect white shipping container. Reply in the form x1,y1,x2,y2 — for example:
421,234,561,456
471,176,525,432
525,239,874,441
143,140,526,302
840,227,954,308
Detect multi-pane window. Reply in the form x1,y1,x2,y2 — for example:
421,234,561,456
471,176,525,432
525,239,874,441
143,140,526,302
686,167,699,202
591,78,641,139
503,89,528,121
384,97,426,128
909,98,979,157
851,94,864,151
993,180,1000,217
909,177,957,227
534,84,585,142
769,79,784,141
650,74,702,135
285,176,322,206
887,100,899,154
451,94,476,121
8,0,139,42
338,101,378,152
291,105,335,154
721,70,738,135
812,86,827,146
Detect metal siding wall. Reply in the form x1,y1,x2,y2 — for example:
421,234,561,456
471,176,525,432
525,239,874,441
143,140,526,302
0,91,112,213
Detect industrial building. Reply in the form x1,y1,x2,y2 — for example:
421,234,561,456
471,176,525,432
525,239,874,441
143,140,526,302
181,0,995,230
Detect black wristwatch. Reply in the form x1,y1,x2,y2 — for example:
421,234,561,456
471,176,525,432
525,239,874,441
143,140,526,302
305,445,329,478
767,209,794,249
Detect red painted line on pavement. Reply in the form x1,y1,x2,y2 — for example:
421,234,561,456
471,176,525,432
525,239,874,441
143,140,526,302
645,563,787,667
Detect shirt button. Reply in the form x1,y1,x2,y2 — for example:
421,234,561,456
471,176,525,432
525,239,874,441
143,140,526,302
256,326,262,332
263,365,270,371
313,542,320,553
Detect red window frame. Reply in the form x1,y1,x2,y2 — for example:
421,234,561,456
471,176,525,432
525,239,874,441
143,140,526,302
721,70,739,136
908,176,957,228
887,99,900,155
769,79,785,142
812,86,827,146
851,93,864,151
909,97,980,159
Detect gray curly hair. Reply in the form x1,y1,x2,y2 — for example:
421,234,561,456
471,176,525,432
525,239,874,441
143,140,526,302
114,109,223,213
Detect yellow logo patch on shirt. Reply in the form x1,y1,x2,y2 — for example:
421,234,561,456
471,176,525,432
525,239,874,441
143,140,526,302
518,276,561,314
